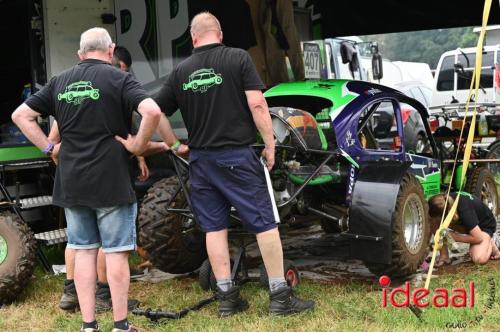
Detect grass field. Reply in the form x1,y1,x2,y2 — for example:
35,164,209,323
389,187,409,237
0,252,499,332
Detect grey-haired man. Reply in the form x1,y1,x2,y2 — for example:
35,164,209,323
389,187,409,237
12,27,177,332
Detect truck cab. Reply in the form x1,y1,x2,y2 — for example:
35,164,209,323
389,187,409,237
431,45,500,106
301,38,375,81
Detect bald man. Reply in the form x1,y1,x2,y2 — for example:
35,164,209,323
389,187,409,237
12,28,175,332
151,12,315,316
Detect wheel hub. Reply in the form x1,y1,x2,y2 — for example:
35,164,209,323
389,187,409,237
0,235,7,265
403,193,424,254
481,181,497,215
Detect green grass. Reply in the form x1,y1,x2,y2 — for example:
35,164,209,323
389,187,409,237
0,258,499,332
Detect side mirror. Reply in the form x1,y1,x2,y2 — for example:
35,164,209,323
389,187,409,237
454,62,465,73
371,42,383,80
340,41,360,77
340,41,355,64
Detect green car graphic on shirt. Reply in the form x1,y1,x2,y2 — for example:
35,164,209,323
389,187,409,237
183,68,223,93
57,81,100,105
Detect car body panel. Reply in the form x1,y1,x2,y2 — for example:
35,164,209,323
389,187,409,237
264,79,440,265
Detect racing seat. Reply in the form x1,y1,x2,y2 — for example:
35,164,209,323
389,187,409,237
270,107,327,150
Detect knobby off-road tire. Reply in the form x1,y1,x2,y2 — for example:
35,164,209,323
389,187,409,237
0,212,37,305
366,174,430,278
465,167,499,216
138,176,207,274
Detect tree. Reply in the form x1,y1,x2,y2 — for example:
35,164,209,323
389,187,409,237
361,27,477,69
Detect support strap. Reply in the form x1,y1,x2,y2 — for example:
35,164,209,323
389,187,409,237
424,0,493,290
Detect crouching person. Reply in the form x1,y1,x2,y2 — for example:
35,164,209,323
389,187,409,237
429,192,500,266
12,27,163,332
148,12,315,316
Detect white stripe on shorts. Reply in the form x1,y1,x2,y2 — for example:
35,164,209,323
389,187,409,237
261,157,280,223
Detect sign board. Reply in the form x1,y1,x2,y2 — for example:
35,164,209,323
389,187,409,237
303,42,321,79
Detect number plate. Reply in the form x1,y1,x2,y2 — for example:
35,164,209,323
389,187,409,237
303,42,321,79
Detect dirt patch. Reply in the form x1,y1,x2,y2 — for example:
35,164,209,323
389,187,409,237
228,224,491,286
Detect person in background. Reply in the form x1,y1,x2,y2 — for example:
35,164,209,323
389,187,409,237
429,192,500,267
112,46,150,182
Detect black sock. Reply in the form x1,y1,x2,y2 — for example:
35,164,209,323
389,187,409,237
82,320,98,329
114,319,129,330
64,279,74,286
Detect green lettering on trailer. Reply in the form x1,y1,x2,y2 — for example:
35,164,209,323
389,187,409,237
0,146,46,163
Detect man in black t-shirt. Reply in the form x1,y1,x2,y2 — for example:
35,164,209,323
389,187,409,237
152,12,314,316
52,46,148,315
11,28,176,332
429,192,500,266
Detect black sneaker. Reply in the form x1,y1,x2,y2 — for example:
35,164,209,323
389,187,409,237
269,286,315,316
215,285,249,317
59,279,79,311
95,282,112,313
95,282,140,313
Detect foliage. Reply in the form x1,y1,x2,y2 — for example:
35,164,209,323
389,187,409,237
361,27,478,69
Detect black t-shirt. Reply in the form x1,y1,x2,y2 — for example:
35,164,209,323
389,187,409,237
452,192,497,235
25,59,148,208
155,43,265,148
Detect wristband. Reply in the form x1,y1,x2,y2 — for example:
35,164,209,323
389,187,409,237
42,142,55,156
171,140,181,151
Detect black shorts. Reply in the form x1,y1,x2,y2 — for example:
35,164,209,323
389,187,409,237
189,147,279,233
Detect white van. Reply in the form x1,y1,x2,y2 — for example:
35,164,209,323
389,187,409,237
431,45,500,106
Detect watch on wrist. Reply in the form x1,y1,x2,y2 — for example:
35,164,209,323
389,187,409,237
43,142,55,156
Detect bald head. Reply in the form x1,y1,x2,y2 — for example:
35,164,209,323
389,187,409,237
190,12,223,47
78,27,114,61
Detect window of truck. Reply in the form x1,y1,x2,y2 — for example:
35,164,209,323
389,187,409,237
437,52,495,91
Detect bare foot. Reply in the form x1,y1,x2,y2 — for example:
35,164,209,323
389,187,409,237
435,256,451,267
491,239,500,260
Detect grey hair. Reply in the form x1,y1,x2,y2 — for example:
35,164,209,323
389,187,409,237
78,27,113,56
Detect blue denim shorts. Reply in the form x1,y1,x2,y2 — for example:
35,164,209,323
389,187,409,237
65,203,137,253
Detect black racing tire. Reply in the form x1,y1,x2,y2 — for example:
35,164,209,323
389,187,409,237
198,258,235,291
138,176,207,274
366,174,430,278
465,167,498,216
259,259,300,289
0,212,37,305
